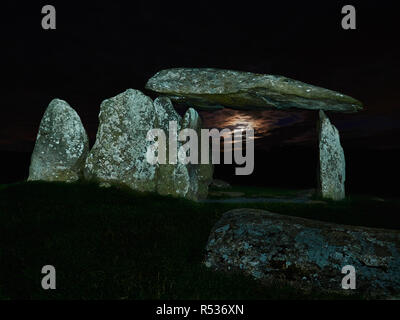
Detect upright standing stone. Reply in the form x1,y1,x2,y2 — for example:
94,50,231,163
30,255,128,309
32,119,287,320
84,89,157,191
318,110,345,200
181,108,213,199
28,99,89,182
153,96,190,198
84,89,213,200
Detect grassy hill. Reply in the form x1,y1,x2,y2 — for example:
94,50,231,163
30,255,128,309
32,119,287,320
0,181,399,300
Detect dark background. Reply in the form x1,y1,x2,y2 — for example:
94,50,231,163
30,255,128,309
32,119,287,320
1,0,399,195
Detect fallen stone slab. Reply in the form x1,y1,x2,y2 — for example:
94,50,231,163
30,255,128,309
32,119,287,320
205,208,400,298
146,68,363,112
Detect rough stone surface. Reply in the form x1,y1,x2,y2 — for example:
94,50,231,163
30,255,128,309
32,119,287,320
153,97,197,199
146,68,363,112
318,110,346,200
84,90,212,200
181,108,214,200
28,99,89,182
205,208,400,298
84,89,157,192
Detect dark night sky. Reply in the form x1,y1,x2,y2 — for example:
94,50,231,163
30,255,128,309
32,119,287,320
1,0,399,193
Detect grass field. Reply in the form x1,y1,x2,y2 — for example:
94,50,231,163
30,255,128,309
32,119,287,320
0,181,399,300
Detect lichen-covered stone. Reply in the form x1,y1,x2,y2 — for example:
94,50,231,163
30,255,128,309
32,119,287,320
84,91,213,200
146,68,363,112
205,209,400,298
155,105,213,201
84,89,157,192
318,110,346,200
181,108,213,200
153,96,191,198
28,99,89,182
210,179,231,189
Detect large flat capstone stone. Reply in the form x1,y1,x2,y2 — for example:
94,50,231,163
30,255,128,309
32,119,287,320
146,68,363,112
205,208,400,298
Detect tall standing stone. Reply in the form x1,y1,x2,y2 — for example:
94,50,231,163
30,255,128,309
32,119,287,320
146,68,363,112
318,110,345,200
84,89,157,191
28,99,89,182
153,96,190,198
153,100,213,201
181,108,213,199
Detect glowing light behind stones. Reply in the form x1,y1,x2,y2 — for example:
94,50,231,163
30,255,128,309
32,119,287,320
199,108,307,150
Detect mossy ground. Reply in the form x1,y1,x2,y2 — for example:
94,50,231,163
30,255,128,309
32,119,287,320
0,181,398,300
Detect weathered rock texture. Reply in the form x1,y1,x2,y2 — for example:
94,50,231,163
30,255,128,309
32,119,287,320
153,96,186,197
146,68,363,112
181,108,214,199
84,89,212,200
28,99,89,182
318,110,346,200
84,89,157,191
153,98,212,200
205,209,400,298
